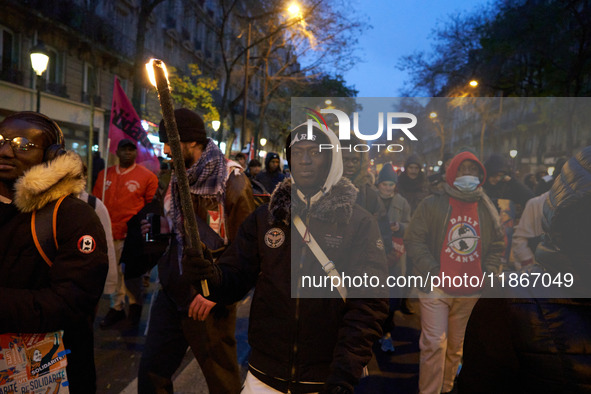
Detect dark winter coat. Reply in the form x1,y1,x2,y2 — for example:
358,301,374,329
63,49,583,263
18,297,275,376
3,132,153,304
211,178,388,392
0,152,108,393
347,148,385,218
396,172,429,214
483,176,534,211
255,152,285,193
159,162,255,310
404,153,505,286
458,146,591,393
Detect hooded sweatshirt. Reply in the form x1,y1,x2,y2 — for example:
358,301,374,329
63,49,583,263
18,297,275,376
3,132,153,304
405,151,504,294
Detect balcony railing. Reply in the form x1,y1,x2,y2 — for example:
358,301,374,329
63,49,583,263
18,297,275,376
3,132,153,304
0,68,23,85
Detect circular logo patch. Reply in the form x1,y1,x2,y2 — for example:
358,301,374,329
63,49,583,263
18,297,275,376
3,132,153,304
447,223,479,256
265,228,285,249
78,235,96,254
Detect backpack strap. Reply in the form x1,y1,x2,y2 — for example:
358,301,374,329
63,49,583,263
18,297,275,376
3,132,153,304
87,194,97,209
31,195,68,267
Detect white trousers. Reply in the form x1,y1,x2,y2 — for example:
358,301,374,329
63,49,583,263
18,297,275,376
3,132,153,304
241,372,320,394
418,291,478,394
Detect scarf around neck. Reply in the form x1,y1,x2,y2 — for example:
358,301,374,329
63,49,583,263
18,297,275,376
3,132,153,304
443,183,504,238
171,138,227,246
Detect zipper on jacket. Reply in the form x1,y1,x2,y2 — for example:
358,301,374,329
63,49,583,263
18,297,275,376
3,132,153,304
289,245,306,393
289,201,311,393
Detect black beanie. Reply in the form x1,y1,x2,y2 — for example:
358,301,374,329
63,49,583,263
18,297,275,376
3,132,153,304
159,108,207,144
484,153,509,176
405,154,421,168
377,163,398,184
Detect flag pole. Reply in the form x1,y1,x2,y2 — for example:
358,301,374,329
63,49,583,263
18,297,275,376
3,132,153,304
146,59,209,297
101,138,110,201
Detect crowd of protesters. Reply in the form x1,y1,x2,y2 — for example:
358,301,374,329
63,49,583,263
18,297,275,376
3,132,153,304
1,109,590,394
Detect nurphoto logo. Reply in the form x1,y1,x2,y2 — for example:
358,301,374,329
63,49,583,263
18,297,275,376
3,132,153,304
304,107,419,153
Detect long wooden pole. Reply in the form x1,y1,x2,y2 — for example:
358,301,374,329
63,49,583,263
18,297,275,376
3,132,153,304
149,59,209,297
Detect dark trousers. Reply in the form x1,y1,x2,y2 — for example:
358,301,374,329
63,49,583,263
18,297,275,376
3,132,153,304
138,291,241,394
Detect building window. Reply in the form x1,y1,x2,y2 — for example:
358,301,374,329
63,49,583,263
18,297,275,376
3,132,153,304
83,62,95,93
82,62,101,105
0,26,20,84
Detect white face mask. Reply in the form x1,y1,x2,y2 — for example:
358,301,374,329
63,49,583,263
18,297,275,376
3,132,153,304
453,175,480,192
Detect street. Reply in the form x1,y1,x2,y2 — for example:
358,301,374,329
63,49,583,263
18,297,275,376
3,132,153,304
93,273,422,393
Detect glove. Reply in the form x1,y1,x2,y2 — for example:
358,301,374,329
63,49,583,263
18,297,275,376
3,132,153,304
320,384,353,394
182,247,222,290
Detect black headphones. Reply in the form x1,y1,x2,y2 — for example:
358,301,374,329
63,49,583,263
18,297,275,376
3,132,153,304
43,121,66,162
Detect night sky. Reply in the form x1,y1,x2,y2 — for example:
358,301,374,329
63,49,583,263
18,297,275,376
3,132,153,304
343,0,489,97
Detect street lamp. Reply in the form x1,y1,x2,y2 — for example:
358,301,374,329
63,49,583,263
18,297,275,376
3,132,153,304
509,149,518,158
212,120,221,132
30,42,49,113
288,3,302,19
510,149,518,172
469,80,479,88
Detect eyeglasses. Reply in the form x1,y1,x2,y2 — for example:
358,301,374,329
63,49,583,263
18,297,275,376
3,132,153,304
0,134,43,152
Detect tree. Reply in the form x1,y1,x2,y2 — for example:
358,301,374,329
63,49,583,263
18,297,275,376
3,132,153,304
168,64,220,128
132,0,166,113
249,1,365,154
397,10,490,96
211,0,367,154
399,0,591,100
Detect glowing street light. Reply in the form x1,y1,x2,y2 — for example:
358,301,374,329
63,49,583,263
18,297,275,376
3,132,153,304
288,2,301,17
212,120,221,132
260,138,267,147
30,42,49,113
509,149,518,158
429,112,438,119
469,80,479,88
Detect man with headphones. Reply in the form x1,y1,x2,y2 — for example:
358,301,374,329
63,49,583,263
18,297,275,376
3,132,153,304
0,111,108,393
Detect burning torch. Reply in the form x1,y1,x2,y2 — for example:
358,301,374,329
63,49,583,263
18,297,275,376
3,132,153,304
146,59,209,297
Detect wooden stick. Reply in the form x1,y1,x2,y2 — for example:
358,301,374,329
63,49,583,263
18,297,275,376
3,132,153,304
149,59,209,297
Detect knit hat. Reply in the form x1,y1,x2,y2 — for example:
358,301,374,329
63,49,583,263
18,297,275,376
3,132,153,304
265,152,280,166
405,154,421,168
377,163,398,184
159,108,207,144
484,153,509,176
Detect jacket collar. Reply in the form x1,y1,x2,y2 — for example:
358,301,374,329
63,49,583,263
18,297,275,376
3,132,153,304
268,177,358,226
13,151,86,213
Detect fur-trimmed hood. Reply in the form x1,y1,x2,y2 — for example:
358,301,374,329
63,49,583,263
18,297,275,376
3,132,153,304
268,177,358,225
14,151,86,213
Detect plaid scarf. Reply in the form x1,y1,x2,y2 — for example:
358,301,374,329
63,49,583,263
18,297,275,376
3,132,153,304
171,138,227,249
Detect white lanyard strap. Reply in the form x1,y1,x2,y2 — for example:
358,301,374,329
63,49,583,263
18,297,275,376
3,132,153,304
293,215,347,301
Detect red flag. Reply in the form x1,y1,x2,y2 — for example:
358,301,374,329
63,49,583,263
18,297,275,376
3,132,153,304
249,136,255,161
108,78,160,174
